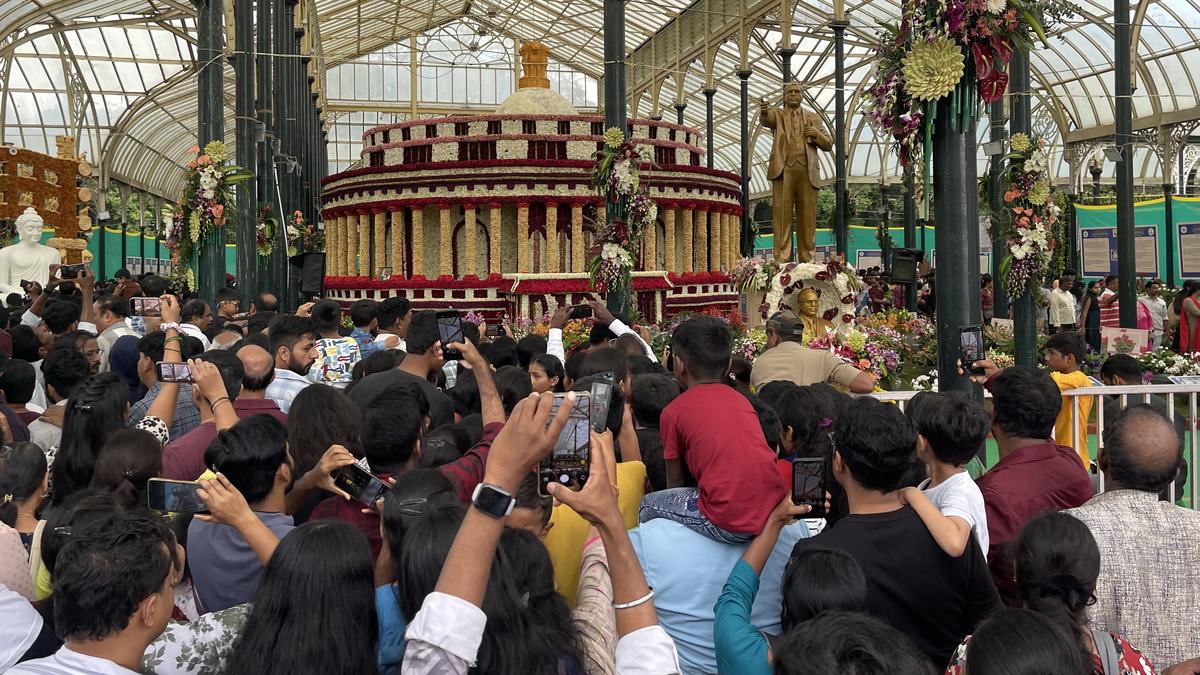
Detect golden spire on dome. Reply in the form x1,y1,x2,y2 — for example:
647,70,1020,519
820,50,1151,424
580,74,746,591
518,42,551,89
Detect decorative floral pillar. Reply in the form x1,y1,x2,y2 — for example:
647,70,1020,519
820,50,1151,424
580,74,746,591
488,203,502,275
570,201,584,272
373,211,386,277
390,210,404,277
336,215,347,275
464,204,478,276
517,202,530,274
438,203,452,277
327,215,339,275
545,202,559,273
681,204,694,274
411,206,425,278
711,208,722,272
695,207,708,272
663,203,677,273
644,204,657,270
358,212,371,276
346,212,359,276
726,211,737,270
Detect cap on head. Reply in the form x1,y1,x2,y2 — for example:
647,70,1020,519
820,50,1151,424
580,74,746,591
766,311,805,341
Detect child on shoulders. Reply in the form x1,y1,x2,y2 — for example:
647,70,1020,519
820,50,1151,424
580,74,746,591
639,316,787,544
899,392,992,558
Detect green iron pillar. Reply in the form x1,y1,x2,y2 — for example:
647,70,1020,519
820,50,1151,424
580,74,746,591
283,0,301,307
603,0,630,318
1010,47,1038,365
832,18,849,256
704,88,716,169
257,0,277,297
738,69,751,255
1164,183,1175,286
1115,0,1135,327
933,97,982,397
269,0,289,304
778,47,795,82
988,98,1009,319
234,0,258,307
902,170,917,309
196,0,225,302
674,103,686,126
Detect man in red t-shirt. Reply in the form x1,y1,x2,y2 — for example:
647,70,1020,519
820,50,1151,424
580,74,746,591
639,316,787,543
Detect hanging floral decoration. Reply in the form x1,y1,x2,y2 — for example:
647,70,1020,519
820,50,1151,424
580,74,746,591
864,0,1076,188
255,203,276,258
164,141,253,266
587,128,657,294
286,210,325,256
1000,132,1059,299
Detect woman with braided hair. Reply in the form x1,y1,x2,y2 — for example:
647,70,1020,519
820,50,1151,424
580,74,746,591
945,511,1155,675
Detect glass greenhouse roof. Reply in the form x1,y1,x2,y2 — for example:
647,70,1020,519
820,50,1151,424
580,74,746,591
2,0,1198,200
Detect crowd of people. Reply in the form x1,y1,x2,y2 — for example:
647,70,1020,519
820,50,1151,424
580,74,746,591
0,262,1198,675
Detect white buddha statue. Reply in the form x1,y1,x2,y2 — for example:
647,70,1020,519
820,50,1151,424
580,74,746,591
0,208,62,295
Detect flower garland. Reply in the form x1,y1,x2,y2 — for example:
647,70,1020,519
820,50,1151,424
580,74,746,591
730,255,780,293
587,129,657,295
286,210,324,256
760,260,863,336
864,0,1075,177
1000,132,1059,299
255,203,276,258
164,141,252,267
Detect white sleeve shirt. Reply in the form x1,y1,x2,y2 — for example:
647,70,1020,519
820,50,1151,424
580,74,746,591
615,626,683,674
401,592,486,675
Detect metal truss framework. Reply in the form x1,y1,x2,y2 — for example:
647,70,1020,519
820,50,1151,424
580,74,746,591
2,0,1199,201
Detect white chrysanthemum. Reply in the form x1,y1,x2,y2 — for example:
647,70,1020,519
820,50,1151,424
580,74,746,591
986,0,1005,12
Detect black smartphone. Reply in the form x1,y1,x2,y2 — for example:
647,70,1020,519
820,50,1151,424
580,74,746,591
156,361,194,383
146,478,209,514
485,323,503,338
18,279,31,291
132,297,162,317
959,325,985,376
791,458,827,518
333,463,391,509
589,371,615,433
538,392,591,497
435,311,464,360
569,304,592,320
59,263,87,279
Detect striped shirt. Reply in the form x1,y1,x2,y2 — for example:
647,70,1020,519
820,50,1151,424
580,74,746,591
1099,289,1121,328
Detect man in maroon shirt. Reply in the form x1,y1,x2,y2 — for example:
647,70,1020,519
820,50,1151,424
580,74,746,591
309,337,505,557
965,360,1094,604
162,349,286,480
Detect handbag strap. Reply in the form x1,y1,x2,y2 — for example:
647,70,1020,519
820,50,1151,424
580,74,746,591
1091,628,1120,675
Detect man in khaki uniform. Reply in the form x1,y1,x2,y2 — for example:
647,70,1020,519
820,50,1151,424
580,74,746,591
750,311,876,393
760,83,832,263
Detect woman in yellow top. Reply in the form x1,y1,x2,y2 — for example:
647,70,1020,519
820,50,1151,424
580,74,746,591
1043,332,1094,467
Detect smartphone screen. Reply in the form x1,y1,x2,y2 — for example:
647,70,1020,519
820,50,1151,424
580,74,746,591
436,311,464,360
147,478,209,514
959,326,985,375
589,371,615,433
378,266,393,281
132,297,162,317
569,304,592,320
333,464,391,509
791,458,827,518
156,362,194,383
485,323,503,338
539,392,591,496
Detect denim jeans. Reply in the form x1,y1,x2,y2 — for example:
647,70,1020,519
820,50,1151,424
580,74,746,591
638,487,754,544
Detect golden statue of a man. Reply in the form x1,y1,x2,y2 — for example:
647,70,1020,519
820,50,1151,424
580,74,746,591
759,83,832,263
796,287,834,339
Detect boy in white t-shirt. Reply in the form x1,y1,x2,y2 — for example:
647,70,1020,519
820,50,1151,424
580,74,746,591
900,391,991,558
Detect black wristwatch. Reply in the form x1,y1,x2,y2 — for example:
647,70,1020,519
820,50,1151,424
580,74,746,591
471,483,515,519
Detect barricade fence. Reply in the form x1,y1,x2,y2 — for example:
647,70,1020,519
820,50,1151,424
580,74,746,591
868,384,1200,510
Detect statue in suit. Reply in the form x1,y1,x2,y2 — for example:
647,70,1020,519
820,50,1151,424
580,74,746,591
759,82,832,263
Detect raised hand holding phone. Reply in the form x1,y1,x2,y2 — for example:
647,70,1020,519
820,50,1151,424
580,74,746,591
484,391,576,491
195,473,254,526
547,430,621,528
